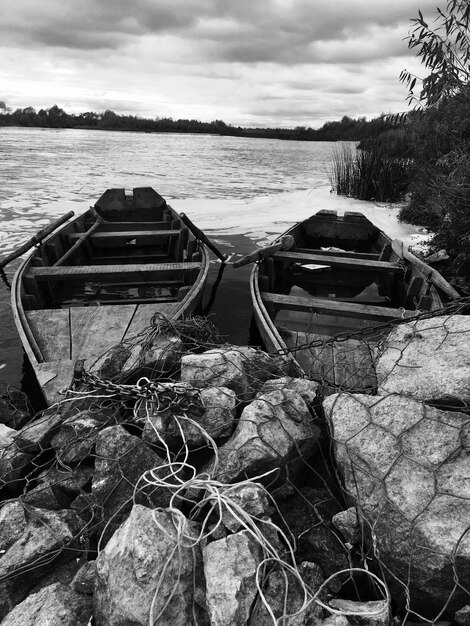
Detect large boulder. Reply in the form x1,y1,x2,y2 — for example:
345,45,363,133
204,388,321,485
203,530,262,626
376,315,470,402
0,386,32,429
23,465,94,511
0,424,33,489
0,582,92,626
142,385,237,448
323,392,470,617
258,377,320,407
51,413,102,464
91,425,170,542
0,505,85,619
94,505,207,625
181,349,250,399
15,408,63,452
228,346,294,396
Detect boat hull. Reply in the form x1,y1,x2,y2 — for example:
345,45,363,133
12,187,210,405
250,210,458,390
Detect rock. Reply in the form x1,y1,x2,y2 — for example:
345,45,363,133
142,385,236,448
323,392,470,617
323,615,350,626
229,345,293,396
205,388,320,485
95,344,133,379
332,507,361,546
258,376,320,407
0,387,32,429
203,530,262,626
328,599,390,626
323,616,350,626
72,560,96,594
23,464,95,510
0,501,27,552
94,505,207,625
0,424,33,488
250,561,324,625
275,487,349,582
455,605,470,626
22,483,62,510
220,483,273,532
29,559,82,594
0,506,86,619
139,333,189,377
92,425,170,541
36,465,94,501
15,407,63,452
0,582,92,626
51,413,102,463
181,349,250,399
376,315,470,403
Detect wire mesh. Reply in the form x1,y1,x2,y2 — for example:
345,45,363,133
0,305,468,624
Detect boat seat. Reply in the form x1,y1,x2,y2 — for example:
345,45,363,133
94,221,176,232
261,292,414,322
295,248,381,260
69,229,180,241
273,251,403,273
28,262,201,280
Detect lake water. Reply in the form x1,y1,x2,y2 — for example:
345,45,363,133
0,127,425,398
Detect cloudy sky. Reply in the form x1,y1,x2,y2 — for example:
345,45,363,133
1,0,439,128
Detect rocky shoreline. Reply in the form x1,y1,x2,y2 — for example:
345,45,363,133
0,314,468,625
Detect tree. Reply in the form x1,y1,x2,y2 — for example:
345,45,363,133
400,0,470,107
398,2,470,267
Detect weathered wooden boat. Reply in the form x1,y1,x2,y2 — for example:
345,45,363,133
12,187,210,405
249,210,460,392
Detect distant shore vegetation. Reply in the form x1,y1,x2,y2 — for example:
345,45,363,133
0,101,400,143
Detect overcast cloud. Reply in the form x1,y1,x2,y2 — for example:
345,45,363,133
0,0,439,127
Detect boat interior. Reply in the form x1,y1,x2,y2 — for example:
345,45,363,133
254,211,446,392
20,188,205,311
257,210,441,338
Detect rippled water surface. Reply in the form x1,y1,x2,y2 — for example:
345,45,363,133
0,127,424,395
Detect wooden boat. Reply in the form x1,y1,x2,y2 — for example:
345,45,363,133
250,210,460,392
12,187,210,405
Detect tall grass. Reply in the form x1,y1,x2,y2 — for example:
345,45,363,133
329,142,413,202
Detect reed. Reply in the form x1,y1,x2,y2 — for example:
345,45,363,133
329,142,412,202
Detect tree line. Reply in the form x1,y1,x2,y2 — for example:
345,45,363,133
0,102,398,143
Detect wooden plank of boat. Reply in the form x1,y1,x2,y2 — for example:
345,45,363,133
35,360,76,404
28,262,201,281
68,229,180,241
295,248,381,260
25,309,71,360
273,251,404,273
96,221,175,232
261,292,414,321
123,303,180,340
391,239,460,300
70,305,137,364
